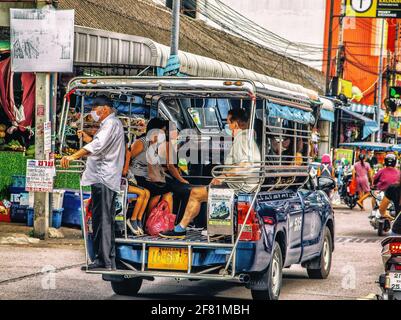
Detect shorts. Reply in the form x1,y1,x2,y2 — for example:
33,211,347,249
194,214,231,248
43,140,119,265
135,175,171,196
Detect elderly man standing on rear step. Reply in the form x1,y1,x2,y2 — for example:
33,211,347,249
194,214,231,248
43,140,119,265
160,108,261,239
61,95,125,271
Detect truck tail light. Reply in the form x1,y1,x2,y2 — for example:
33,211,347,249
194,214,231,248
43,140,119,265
237,202,261,241
394,265,401,271
390,242,401,255
262,216,275,225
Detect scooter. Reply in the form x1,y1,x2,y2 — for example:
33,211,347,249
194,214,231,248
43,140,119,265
378,236,401,300
369,190,396,237
338,170,358,209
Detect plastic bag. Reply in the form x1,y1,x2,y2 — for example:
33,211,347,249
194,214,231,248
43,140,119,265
145,200,176,236
330,190,341,206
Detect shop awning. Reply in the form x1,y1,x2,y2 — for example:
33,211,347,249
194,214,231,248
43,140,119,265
345,103,385,120
267,102,315,125
340,142,394,151
341,108,379,140
318,96,335,122
320,109,335,122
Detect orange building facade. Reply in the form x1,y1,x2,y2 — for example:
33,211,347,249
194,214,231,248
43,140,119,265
322,0,398,108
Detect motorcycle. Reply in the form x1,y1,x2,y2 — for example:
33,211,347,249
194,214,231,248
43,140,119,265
369,190,396,237
338,169,358,209
378,236,401,300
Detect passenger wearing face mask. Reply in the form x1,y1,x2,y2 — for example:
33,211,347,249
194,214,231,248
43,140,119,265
61,95,125,271
124,118,174,217
160,108,261,239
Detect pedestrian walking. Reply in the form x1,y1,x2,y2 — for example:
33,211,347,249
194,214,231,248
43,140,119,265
61,95,125,270
353,153,373,210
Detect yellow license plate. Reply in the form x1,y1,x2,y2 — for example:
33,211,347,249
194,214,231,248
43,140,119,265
148,247,189,271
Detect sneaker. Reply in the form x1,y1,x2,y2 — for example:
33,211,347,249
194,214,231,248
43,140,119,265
127,220,142,236
159,229,187,239
137,226,145,236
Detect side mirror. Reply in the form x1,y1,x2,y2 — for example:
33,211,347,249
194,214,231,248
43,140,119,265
317,176,336,191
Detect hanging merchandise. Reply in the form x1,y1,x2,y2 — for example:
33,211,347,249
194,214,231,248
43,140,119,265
310,128,320,159
0,57,35,139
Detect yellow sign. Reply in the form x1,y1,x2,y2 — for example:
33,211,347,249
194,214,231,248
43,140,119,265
147,247,189,271
335,148,354,165
338,78,353,98
346,0,378,17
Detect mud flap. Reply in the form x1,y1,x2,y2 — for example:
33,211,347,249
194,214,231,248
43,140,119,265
247,271,269,290
301,254,321,269
102,274,125,282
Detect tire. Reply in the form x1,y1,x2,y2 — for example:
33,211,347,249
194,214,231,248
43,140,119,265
110,277,143,296
307,227,333,279
347,197,356,210
378,222,384,237
251,241,283,300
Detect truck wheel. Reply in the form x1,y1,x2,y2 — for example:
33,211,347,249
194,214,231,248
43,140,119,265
251,241,283,300
111,277,143,296
307,227,332,279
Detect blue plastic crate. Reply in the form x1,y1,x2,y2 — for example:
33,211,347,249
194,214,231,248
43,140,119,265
27,208,64,229
10,204,28,223
27,207,34,227
11,175,26,188
9,186,26,194
62,191,90,228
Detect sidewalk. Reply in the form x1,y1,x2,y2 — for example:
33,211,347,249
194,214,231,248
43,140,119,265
0,222,84,248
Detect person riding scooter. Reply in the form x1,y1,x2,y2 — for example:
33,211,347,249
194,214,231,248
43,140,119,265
379,171,401,236
373,154,400,192
372,154,400,207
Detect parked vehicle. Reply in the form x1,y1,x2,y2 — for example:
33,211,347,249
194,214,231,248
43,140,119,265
338,169,358,209
58,77,335,300
378,236,401,300
369,190,396,237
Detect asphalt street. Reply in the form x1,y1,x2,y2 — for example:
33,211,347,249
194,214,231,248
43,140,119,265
0,204,384,300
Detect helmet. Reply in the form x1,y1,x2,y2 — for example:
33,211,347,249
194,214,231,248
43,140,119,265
321,154,331,165
385,154,397,167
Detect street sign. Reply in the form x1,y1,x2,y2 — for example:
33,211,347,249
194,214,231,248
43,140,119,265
10,8,74,72
346,0,401,18
25,159,55,193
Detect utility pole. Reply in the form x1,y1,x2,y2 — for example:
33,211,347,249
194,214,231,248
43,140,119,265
170,0,181,56
376,19,385,143
33,0,56,239
336,0,345,80
325,0,335,95
331,0,345,149
393,22,399,144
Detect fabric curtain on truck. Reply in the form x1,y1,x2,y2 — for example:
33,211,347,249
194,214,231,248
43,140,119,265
267,102,315,125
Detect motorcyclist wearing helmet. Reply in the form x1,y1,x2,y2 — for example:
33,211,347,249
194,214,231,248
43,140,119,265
373,154,400,218
379,161,401,235
373,154,400,191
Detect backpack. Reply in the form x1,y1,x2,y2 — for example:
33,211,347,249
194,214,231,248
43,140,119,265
145,200,176,236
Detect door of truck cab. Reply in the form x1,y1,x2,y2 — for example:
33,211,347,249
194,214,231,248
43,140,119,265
298,189,324,260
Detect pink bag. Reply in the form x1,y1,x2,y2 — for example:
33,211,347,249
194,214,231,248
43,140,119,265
145,200,176,236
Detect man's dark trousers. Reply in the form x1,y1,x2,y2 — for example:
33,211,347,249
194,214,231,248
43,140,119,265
91,183,117,268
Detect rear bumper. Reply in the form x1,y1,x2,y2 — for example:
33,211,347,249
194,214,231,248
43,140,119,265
115,241,257,272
